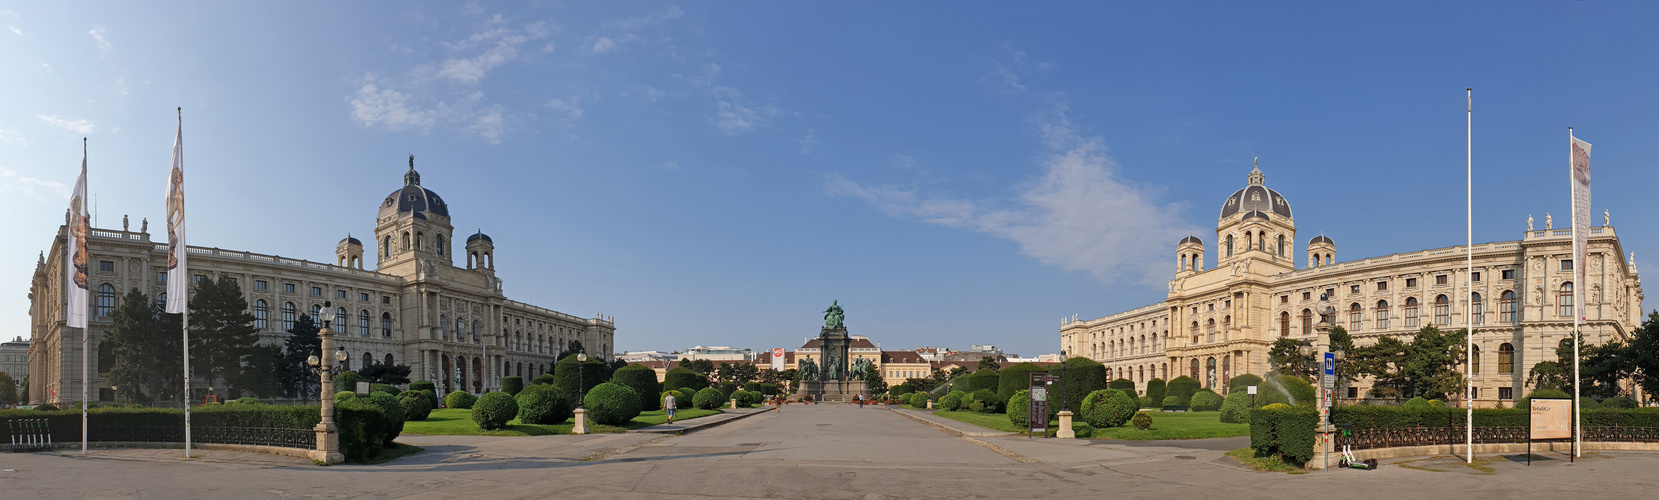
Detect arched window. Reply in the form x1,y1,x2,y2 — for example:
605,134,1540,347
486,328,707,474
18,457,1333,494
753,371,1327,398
1226,234,1234,257
336,307,349,334
1375,300,1390,329
1222,355,1232,390
1190,358,1200,380
1244,231,1252,251
1280,312,1290,337
515,332,522,351
1498,343,1514,374
1404,298,1420,328
1302,309,1312,335
415,231,424,251
1471,293,1484,324
384,236,392,257
1258,233,1266,252
1222,316,1231,341
516,362,523,378
359,309,370,334
1499,291,1517,323
1277,235,1286,256
311,303,322,319
156,292,166,309
1206,357,1217,389
436,234,446,256
282,302,297,331
1190,321,1199,344
456,318,466,341
1434,295,1450,325
440,314,450,340
1471,344,1481,374
401,231,410,251
254,299,269,329
1349,303,1363,330
1558,282,1574,317
96,284,116,317
385,353,394,366
362,352,373,371
473,320,482,342
1206,319,1217,343
381,312,392,337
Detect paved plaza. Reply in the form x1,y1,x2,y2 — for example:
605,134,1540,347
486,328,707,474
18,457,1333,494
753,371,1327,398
0,405,1652,499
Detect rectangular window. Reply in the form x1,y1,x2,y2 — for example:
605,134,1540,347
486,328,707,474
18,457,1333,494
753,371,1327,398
1280,295,1288,304
1207,304,1214,312
382,296,391,304
284,283,295,293
1498,387,1513,400
311,287,322,296
1406,278,1417,288
1351,285,1360,294
1377,282,1387,291
1347,387,1358,398
1502,269,1515,280
99,260,115,272
193,274,205,284
1561,259,1573,271
226,277,237,286
1302,292,1311,301
158,272,168,283
360,293,370,301
255,280,268,290
336,290,347,299
1436,275,1448,285
1326,288,1335,298
1472,272,1481,282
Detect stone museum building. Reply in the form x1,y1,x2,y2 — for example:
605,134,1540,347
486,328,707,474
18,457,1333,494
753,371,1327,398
26,160,615,404
1061,163,1644,405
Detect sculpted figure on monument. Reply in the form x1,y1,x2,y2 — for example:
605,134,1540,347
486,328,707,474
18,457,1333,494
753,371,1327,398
823,347,842,381
824,300,845,329
798,358,818,381
850,358,872,378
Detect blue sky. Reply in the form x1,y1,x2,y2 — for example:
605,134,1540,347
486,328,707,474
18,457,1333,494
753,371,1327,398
3,2,1656,357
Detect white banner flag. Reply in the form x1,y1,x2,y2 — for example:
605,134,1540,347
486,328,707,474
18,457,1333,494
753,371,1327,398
66,146,90,329
1570,134,1590,321
165,116,187,313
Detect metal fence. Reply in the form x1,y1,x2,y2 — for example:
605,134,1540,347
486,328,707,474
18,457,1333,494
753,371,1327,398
1335,425,1659,450
6,423,313,452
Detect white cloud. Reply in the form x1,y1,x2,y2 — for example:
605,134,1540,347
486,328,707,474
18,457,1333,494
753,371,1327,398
37,114,96,134
826,101,1197,284
613,6,683,32
983,42,1027,93
644,85,665,101
468,109,504,144
590,36,617,53
0,166,71,200
8,26,19,36
348,83,436,132
711,86,780,134
542,43,555,53
0,129,28,145
546,96,584,119
662,161,679,171
434,22,547,84
40,63,49,72
89,27,110,52
798,129,818,154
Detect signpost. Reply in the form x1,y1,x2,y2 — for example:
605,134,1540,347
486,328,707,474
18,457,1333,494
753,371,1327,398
1028,373,1057,437
1528,398,1575,465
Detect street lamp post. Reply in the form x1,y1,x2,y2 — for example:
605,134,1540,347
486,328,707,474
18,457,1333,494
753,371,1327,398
306,301,348,465
573,353,590,435
1056,350,1075,439
1312,293,1336,470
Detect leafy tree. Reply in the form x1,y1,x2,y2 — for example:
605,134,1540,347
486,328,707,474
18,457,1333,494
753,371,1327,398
105,289,182,403
281,314,322,398
236,344,287,398
1632,311,1659,400
1348,326,1466,400
1527,334,1634,399
358,362,413,385
1268,338,1315,380
863,362,888,394
978,356,1001,371
565,339,585,356
905,376,938,394
190,276,260,396
0,371,17,406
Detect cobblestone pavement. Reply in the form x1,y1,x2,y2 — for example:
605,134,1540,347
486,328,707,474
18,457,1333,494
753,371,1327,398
0,405,1650,499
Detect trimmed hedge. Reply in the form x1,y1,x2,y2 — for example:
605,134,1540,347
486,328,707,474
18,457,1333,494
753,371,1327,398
612,364,663,412
335,391,358,405
584,382,643,426
675,388,696,409
416,389,437,411
445,391,477,409
1219,391,1253,423
410,380,436,394
1049,358,1108,415
336,400,391,462
940,390,967,411
334,371,362,393
1145,378,1166,406
398,390,433,421
1006,390,1031,428
1080,389,1138,428
1108,378,1135,391
1163,396,1180,407
1602,397,1637,409
1403,397,1432,409
1226,374,1263,394
961,369,1000,394
997,363,1047,406
553,355,610,398
472,392,519,430
1190,390,1224,412
516,384,574,425
971,389,1000,413
366,392,406,443
500,376,525,396
1256,375,1316,408
369,384,402,396
909,393,928,409
692,387,724,410
890,383,914,397
1250,403,1319,466
1165,376,1201,406
1517,389,1572,410
662,367,709,394
531,373,556,386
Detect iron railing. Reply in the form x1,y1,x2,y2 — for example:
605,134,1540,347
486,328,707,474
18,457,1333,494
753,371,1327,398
6,425,313,451
1336,425,1659,450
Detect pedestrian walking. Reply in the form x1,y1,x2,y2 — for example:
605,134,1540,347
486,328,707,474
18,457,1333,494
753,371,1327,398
664,392,677,424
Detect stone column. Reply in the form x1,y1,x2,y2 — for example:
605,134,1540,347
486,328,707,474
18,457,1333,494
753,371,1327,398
1057,410,1075,439
311,325,344,465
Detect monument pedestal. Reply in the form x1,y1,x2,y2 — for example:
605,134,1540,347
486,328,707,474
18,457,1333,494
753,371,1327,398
1057,411,1076,439
795,380,870,403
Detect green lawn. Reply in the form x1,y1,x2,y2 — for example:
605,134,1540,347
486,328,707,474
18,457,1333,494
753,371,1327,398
403,408,722,436
930,410,1249,440
1225,447,1304,472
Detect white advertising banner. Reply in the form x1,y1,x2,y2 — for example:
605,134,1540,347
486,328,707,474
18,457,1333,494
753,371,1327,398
65,149,89,329
164,118,187,313
1570,134,1591,321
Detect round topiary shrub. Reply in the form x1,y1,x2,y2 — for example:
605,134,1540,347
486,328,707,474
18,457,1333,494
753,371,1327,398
445,390,477,409
962,369,1000,394
335,391,359,405
235,397,262,404
471,392,519,430
1219,391,1253,423
662,367,709,394
612,364,663,411
410,380,436,394
1108,378,1135,391
910,393,928,409
971,389,1000,413
398,390,433,421
35,404,60,411
500,376,524,396
367,392,407,444
675,388,696,409
1165,376,1201,406
969,400,986,412
516,384,574,425
693,387,724,410
1132,411,1152,430
1403,397,1432,409
1190,390,1224,412
1429,399,1448,408
1579,397,1601,410
1006,390,1031,427
1162,396,1180,408
417,389,438,410
1145,378,1167,405
1517,389,1572,409
584,382,643,426
531,373,556,386
369,383,402,396
334,371,362,393
1226,374,1263,394
940,390,966,411
1602,396,1637,409
1080,389,1138,428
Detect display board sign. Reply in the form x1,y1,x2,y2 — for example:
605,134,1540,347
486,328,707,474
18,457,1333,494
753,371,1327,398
1028,373,1057,435
356,381,371,397
1530,398,1572,440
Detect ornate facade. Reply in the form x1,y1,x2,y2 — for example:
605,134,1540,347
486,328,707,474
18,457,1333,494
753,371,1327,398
27,160,615,404
1061,164,1644,404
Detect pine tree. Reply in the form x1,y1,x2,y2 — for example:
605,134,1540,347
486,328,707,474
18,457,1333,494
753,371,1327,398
189,276,260,396
105,289,157,403
282,314,322,398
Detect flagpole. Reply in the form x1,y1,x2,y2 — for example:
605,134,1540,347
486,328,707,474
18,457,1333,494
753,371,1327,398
1464,89,1473,463
1570,126,1581,459
178,107,192,459
82,137,89,456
